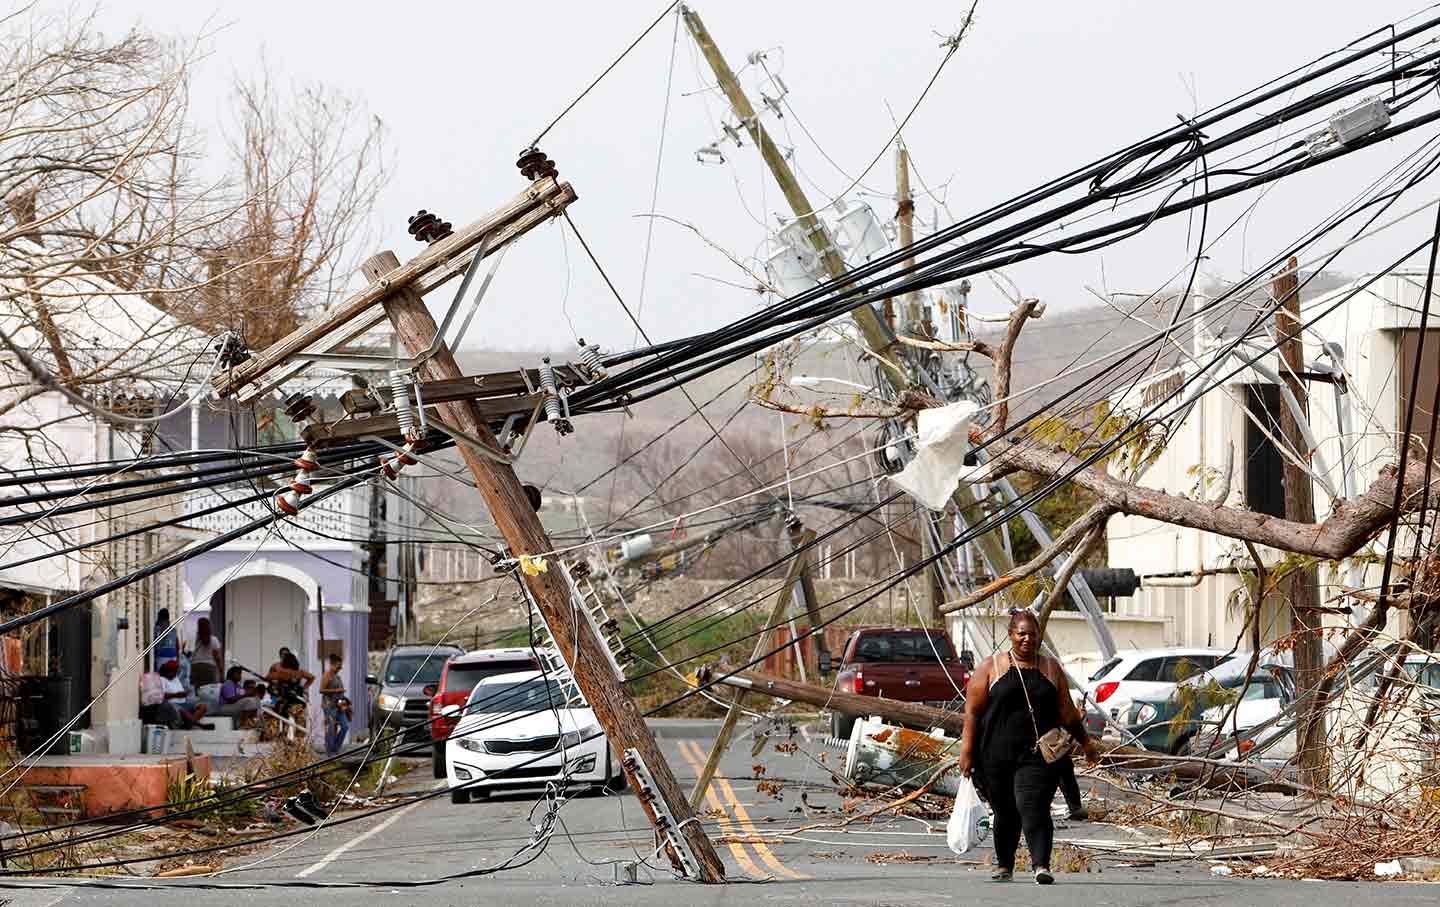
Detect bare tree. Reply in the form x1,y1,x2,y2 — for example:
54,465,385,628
0,11,390,454
183,67,390,350
0,11,217,437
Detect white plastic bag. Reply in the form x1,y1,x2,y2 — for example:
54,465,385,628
947,775,989,855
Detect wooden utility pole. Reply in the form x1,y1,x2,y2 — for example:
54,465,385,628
367,249,724,880
897,145,945,623
1273,256,1327,791
680,3,1018,600
688,527,816,810
894,143,917,333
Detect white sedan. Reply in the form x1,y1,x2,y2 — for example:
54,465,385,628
443,670,624,803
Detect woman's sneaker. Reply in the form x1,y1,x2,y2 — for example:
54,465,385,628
990,867,1013,881
1035,868,1054,885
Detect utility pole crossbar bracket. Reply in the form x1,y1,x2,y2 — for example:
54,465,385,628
212,177,577,401
623,747,703,880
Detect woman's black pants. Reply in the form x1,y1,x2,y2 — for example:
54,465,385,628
983,751,1057,871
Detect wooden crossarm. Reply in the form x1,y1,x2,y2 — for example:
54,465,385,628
213,177,578,399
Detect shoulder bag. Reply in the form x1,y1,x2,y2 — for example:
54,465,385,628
1013,656,1076,764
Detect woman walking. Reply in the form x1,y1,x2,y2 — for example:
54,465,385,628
959,610,1098,884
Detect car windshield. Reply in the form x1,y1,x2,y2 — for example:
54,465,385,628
468,678,569,712
384,654,450,685
851,632,956,663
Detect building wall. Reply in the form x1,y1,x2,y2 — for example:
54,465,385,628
1104,271,1435,650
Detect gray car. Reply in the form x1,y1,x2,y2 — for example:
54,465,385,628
371,643,465,748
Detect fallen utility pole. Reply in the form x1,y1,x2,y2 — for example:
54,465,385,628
212,169,724,882
710,668,1298,792
689,526,817,810
1274,256,1328,791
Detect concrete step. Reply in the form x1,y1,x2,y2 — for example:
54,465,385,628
164,737,273,757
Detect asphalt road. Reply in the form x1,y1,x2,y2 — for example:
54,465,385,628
1,720,1435,905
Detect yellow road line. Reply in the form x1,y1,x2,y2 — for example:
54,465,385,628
679,739,809,881
711,773,809,880
675,739,766,879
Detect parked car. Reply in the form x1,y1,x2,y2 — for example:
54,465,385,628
1123,654,1293,753
372,643,465,748
1083,647,1228,729
829,627,969,741
427,648,539,778
1210,653,1440,764
445,670,624,803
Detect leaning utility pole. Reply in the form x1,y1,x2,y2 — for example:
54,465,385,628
681,4,1017,605
895,143,945,623
1273,256,1327,791
688,526,817,810
213,171,724,882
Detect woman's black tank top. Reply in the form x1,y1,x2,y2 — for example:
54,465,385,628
980,658,1062,766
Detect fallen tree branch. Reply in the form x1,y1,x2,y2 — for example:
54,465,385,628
989,298,1045,438
978,434,1440,561
941,501,1113,614
1036,525,1104,636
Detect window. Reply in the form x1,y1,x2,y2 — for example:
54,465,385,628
1244,384,1287,518
1089,658,1122,684
445,661,536,695
1397,329,1439,464
1159,654,1221,683
467,678,568,712
384,654,451,685
1125,658,1164,682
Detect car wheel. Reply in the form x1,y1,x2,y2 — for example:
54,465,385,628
603,748,628,793
432,742,446,779
450,789,469,805
830,711,856,743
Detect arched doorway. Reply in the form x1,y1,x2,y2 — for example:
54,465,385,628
220,575,307,679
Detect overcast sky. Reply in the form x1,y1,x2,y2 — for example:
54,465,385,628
59,1,1440,353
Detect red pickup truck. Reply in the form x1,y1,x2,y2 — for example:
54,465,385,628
830,627,970,740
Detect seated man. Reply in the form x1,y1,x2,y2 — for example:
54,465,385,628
139,668,172,726
158,659,213,730
217,666,261,725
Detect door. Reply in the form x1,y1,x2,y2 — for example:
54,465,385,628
223,576,306,680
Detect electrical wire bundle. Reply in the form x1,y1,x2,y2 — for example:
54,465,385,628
561,16,1440,418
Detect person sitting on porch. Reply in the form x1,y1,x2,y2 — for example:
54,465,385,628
320,653,350,756
157,660,213,730
218,666,261,725
189,617,223,688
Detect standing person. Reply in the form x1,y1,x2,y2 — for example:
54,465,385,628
152,608,178,668
958,610,1098,885
320,653,349,756
189,617,223,687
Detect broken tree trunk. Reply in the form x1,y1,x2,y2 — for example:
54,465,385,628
1274,257,1328,791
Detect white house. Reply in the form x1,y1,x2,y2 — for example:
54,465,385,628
1,264,400,753
1104,269,1437,649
